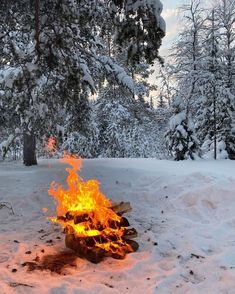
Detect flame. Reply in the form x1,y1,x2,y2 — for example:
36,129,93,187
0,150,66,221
46,136,56,154
48,153,132,255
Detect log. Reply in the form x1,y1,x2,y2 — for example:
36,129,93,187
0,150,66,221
65,233,139,263
123,228,138,240
120,217,130,227
58,212,92,224
74,213,91,224
65,234,110,248
125,239,139,252
105,239,139,257
109,251,126,260
86,247,106,264
111,202,132,215
65,234,105,264
62,201,138,263
109,217,130,229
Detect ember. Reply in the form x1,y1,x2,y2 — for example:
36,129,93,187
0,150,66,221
48,153,138,263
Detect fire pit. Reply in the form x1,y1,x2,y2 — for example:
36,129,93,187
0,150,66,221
48,154,138,263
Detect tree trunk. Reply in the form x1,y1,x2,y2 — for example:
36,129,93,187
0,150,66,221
213,85,217,160
23,131,37,166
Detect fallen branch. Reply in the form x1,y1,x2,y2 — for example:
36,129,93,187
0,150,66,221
0,202,15,215
191,253,205,259
9,282,34,288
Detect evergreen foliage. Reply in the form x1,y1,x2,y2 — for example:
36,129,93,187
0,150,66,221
0,0,165,163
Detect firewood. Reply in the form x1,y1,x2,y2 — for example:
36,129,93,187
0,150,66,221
109,217,130,229
125,239,139,252
120,217,130,227
62,201,138,263
65,211,74,220
58,212,92,224
103,244,126,260
65,234,105,264
86,247,106,264
109,251,126,260
123,228,138,240
111,202,132,215
74,213,91,224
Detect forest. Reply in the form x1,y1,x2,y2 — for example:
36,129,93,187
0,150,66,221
1,1,235,293
1,0,234,165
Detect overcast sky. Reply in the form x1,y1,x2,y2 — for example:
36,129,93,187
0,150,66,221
160,0,185,57
149,0,184,94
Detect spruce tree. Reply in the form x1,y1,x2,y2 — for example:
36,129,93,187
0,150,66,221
165,96,198,160
0,0,165,164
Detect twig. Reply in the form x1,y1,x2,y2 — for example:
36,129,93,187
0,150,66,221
9,282,34,288
191,253,205,259
0,202,15,215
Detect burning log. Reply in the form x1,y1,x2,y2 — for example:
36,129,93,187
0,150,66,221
62,204,139,263
65,232,139,263
108,217,130,229
47,154,139,263
65,234,106,264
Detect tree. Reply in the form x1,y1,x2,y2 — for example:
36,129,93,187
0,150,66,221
165,0,203,159
196,7,235,159
0,0,165,165
165,96,199,160
216,0,235,90
216,0,235,158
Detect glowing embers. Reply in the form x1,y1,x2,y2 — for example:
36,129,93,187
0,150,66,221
48,153,138,263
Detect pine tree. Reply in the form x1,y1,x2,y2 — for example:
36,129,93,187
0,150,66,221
216,0,235,158
197,8,235,159
165,0,203,159
165,96,198,160
0,0,165,164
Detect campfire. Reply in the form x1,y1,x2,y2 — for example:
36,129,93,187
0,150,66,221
48,153,138,263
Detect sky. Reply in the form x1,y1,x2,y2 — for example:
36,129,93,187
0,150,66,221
160,0,184,57
148,0,185,98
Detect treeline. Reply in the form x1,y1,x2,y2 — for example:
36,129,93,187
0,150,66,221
163,0,235,160
2,0,233,162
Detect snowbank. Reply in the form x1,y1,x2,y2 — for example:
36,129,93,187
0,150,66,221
0,158,235,293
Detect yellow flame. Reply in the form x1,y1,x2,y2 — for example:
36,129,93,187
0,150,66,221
48,152,132,254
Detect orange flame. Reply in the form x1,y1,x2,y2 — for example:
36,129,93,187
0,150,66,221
48,153,132,255
46,136,56,154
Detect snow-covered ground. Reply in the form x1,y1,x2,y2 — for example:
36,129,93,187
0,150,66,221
1,158,235,294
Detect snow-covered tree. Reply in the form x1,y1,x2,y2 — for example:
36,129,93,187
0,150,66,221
94,85,164,158
216,0,235,91
165,96,198,160
196,8,235,159
165,0,203,159
216,0,235,158
0,0,165,165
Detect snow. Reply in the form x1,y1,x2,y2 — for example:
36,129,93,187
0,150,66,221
1,158,235,293
98,56,135,93
126,0,166,32
169,112,185,130
79,60,96,92
0,67,22,89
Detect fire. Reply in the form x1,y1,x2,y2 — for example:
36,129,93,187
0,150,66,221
48,153,134,257
45,136,56,154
